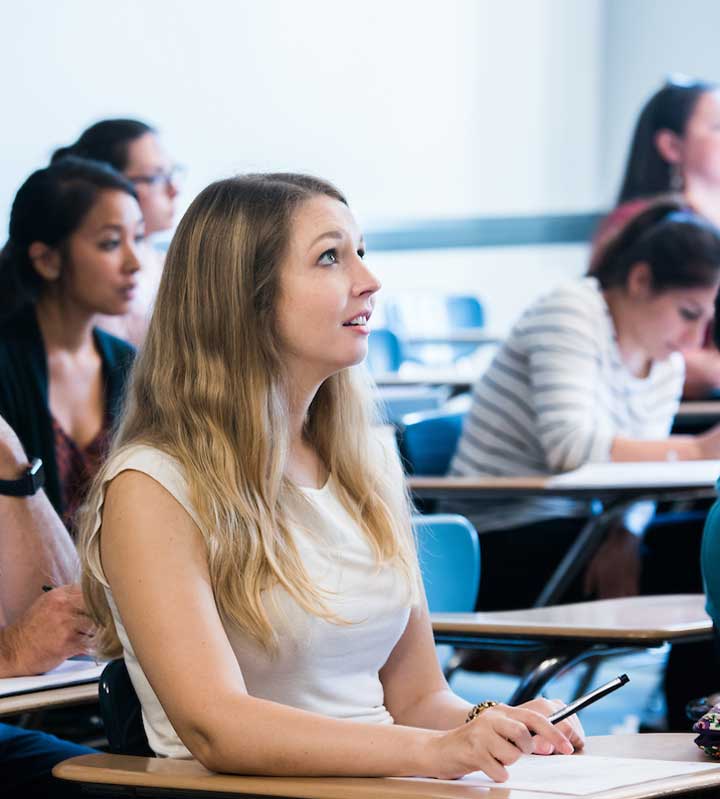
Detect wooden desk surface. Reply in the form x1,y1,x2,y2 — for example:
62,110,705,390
374,372,475,389
402,329,503,346
677,401,720,418
0,681,98,717
54,734,720,798
408,474,717,502
431,595,711,645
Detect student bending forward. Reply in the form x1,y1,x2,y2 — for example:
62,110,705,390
79,174,582,781
450,199,720,611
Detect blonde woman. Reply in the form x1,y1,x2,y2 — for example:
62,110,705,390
79,174,582,781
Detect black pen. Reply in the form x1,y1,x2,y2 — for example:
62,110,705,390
547,674,630,725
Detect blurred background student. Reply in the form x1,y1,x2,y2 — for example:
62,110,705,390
596,79,720,398
449,200,720,728
0,157,142,533
450,199,720,610
52,119,181,346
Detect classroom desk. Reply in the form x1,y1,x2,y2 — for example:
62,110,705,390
401,329,503,347
408,463,720,607
677,401,720,418
54,734,720,798
674,401,720,433
374,372,475,391
431,595,711,704
0,682,98,717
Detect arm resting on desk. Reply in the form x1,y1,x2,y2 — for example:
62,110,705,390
683,347,720,400
0,416,78,624
610,433,716,461
0,585,94,677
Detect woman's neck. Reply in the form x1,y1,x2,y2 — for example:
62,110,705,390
602,288,652,378
34,294,96,355
685,183,720,228
285,378,328,489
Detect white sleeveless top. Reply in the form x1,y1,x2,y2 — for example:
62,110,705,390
91,445,413,758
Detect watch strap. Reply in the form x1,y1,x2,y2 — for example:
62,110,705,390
0,458,45,497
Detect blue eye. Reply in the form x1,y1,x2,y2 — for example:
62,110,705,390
318,249,338,265
134,233,145,245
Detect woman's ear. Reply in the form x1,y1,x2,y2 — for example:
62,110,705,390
28,242,61,281
655,128,684,165
626,261,653,300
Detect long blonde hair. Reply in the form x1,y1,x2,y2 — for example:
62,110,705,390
79,174,419,657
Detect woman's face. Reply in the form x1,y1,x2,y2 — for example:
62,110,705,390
58,189,144,316
123,132,178,235
275,194,381,387
679,90,720,188
628,265,718,360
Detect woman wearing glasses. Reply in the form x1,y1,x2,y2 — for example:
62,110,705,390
595,78,720,399
52,119,181,345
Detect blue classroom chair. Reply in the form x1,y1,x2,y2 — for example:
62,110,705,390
413,514,480,613
446,295,484,329
385,294,486,365
398,393,471,476
366,327,403,374
413,513,481,679
446,295,485,359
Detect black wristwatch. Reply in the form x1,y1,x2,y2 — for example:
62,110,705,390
0,457,45,497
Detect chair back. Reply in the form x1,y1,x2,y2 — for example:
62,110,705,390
398,394,470,475
413,514,480,612
367,328,403,374
99,659,152,756
384,294,485,365
446,295,484,329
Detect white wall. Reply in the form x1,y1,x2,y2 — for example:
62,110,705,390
1,0,604,232
372,243,589,336
0,0,604,337
601,0,720,206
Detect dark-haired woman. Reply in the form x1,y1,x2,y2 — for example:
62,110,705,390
451,199,720,607
596,79,720,397
450,199,720,727
53,119,179,345
0,157,143,533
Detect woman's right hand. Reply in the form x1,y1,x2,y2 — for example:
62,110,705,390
421,703,575,782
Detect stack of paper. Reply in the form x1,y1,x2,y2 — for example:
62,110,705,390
0,658,104,698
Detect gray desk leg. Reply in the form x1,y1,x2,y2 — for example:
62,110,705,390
532,500,637,608
508,650,578,705
507,644,635,705
533,514,606,608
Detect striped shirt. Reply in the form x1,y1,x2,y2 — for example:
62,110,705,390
448,277,685,533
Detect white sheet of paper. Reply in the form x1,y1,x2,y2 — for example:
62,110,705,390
547,460,720,489
452,754,720,795
0,658,104,697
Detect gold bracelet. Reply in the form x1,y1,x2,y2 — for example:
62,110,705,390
465,700,498,723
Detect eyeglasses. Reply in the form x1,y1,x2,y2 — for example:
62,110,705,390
127,164,186,189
